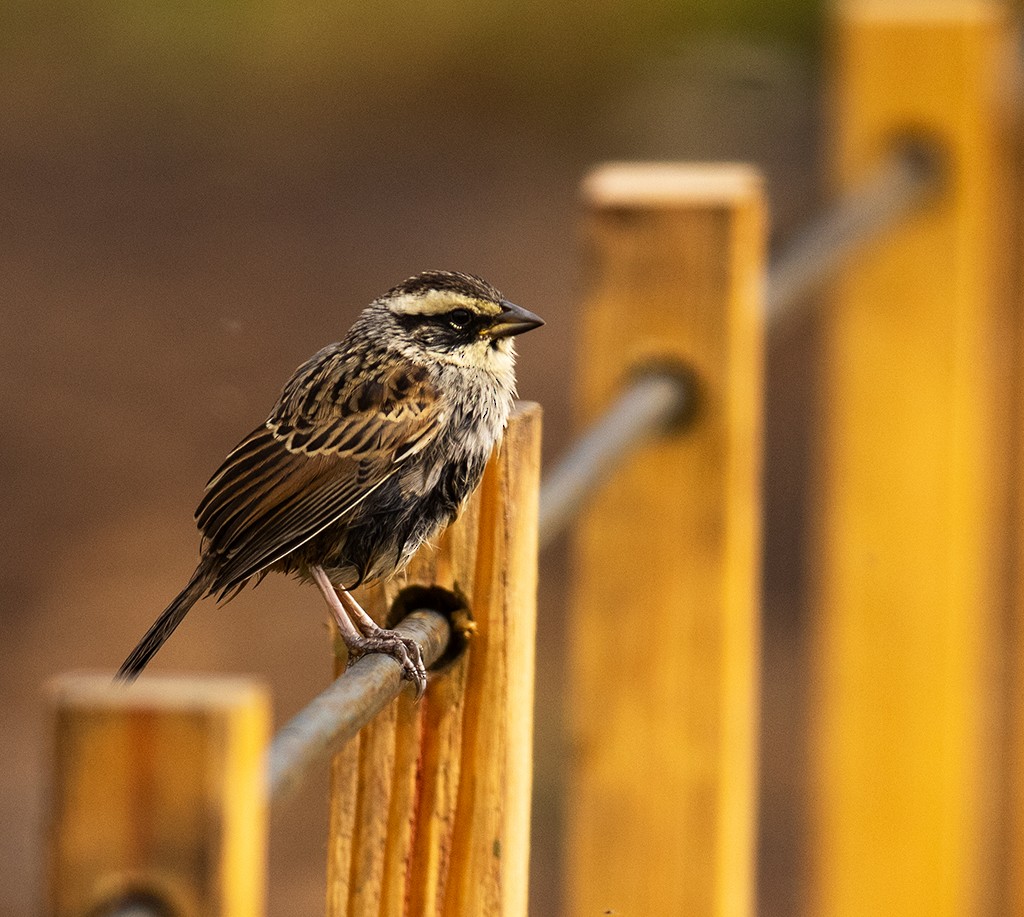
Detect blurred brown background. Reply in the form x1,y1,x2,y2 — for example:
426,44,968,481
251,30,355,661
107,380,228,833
1,2,820,914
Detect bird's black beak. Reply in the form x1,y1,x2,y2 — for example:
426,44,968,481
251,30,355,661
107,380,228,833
487,300,545,340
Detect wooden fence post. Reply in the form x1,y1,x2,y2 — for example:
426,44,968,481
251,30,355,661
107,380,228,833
566,164,765,916
1010,58,1024,915
324,402,541,917
811,4,1012,916
47,675,270,917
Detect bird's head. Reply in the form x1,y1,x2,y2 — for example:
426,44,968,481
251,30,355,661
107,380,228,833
372,271,543,371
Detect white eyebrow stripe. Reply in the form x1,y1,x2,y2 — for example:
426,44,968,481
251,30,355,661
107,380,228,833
386,290,501,317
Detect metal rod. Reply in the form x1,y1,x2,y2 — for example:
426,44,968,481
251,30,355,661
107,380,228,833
765,141,941,322
267,609,450,802
538,372,690,548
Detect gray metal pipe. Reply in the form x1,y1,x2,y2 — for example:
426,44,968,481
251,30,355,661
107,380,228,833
267,609,450,802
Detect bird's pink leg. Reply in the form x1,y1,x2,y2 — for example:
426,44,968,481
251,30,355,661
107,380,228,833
310,565,427,696
337,588,387,636
310,565,363,643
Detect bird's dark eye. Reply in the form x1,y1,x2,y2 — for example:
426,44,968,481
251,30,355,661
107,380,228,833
448,308,473,330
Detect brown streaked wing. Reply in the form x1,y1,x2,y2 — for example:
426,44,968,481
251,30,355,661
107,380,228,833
194,359,444,594
205,449,394,595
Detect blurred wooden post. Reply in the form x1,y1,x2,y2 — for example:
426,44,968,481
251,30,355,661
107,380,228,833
1010,50,1024,917
325,403,541,917
48,676,270,917
566,164,764,916
811,4,1011,916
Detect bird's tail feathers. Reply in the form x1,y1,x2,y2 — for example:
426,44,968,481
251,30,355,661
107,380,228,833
115,565,212,682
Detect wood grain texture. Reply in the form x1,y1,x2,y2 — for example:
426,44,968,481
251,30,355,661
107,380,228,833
566,163,765,917
810,4,1012,916
47,676,270,917
325,402,541,917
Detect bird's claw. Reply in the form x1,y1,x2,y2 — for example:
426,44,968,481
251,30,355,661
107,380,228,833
345,630,428,698
389,633,428,698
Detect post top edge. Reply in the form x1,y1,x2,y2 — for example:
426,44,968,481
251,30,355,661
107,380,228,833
836,0,1002,24
511,400,542,420
584,162,762,207
48,671,270,711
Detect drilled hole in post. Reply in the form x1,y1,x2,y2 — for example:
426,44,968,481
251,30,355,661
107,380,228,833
627,358,702,434
89,888,181,917
885,130,949,196
387,584,473,673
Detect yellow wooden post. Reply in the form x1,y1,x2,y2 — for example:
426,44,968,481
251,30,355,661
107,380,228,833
1009,102,1024,917
565,164,764,916
810,4,1011,916
47,676,270,917
325,403,541,917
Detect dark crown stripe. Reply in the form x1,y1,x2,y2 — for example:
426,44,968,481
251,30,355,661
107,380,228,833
385,270,503,303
